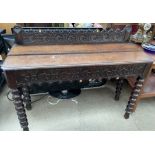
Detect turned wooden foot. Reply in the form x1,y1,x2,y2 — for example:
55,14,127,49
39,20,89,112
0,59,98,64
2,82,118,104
115,78,124,101
22,86,32,110
124,76,144,119
124,112,130,119
23,127,29,131
12,88,29,131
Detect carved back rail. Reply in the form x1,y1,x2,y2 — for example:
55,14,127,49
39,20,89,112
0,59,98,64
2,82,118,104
13,25,132,45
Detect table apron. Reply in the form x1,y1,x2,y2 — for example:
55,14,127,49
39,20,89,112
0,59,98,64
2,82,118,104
4,63,147,88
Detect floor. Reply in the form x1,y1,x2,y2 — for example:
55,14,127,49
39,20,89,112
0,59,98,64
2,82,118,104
0,81,155,131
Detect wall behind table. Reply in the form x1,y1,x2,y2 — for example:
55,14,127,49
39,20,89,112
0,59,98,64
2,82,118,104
0,23,16,33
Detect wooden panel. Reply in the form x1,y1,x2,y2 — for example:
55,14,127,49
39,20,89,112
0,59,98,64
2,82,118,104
14,64,147,85
2,43,153,70
9,43,142,55
3,52,151,70
13,26,132,45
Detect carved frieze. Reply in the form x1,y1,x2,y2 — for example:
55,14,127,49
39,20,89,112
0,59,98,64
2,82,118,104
13,26,132,45
16,63,146,86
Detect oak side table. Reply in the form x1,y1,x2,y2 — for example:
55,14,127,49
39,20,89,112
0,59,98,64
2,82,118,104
2,27,153,130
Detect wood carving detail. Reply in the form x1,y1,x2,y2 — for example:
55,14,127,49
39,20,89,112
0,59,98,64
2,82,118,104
22,86,32,110
13,26,132,45
16,63,146,86
12,88,29,131
124,76,144,119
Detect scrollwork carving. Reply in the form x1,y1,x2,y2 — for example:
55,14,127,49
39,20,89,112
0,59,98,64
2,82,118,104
13,25,132,45
16,63,146,86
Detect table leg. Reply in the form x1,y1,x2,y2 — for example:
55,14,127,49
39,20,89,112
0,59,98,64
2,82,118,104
12,88,29,131
22,86,32,110
115,78,124,101
124,76,144,119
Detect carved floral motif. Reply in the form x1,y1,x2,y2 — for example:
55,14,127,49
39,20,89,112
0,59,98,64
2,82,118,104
13,26,132,45
16,63,146,86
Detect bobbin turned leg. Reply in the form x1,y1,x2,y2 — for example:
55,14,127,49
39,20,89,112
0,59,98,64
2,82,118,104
22,86,32,110
124,76,144,119
12,88,29,131
115,78,124,101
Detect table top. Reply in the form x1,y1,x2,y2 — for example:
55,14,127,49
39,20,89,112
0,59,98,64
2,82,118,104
2,43,153,70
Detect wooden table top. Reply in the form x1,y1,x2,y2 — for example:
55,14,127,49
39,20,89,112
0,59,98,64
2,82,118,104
2,43,153,70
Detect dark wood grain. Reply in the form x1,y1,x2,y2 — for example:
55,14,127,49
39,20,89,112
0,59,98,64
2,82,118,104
3,43,152,70
8,43,143,56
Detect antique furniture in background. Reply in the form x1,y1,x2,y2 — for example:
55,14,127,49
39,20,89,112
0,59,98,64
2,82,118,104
2,26,153,131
